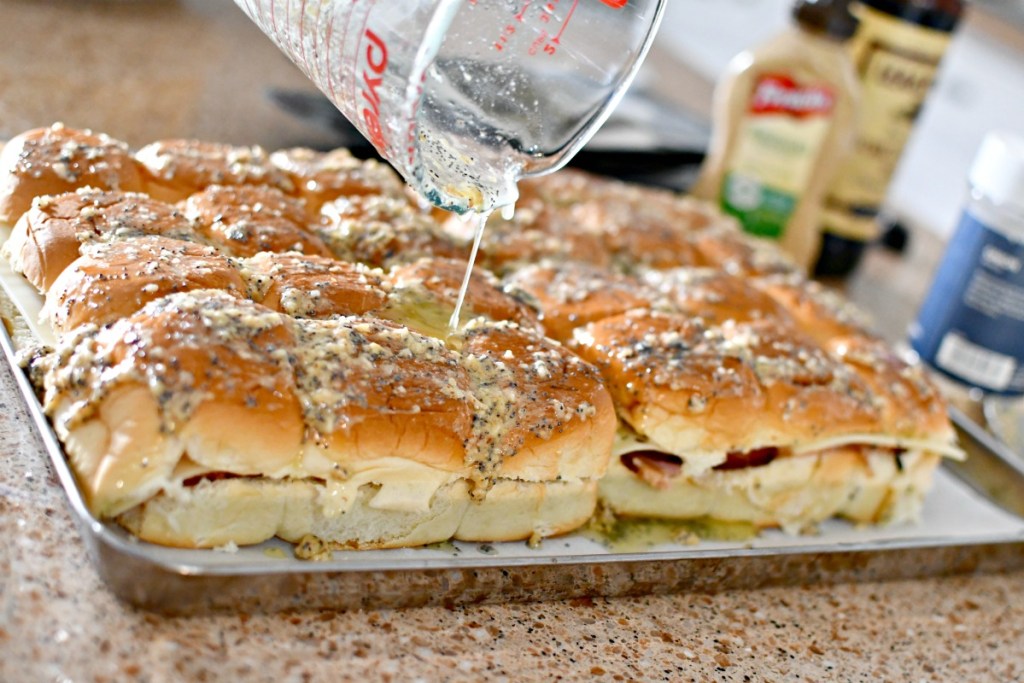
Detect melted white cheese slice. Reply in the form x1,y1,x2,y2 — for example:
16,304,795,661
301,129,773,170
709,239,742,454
319,458,457,517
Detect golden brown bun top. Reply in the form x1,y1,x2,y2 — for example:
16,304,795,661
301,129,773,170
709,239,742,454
269,147,407,215
455,171,735,276
318,194,465,267
28,188,194,240
242,251,390,318
755,273,875,346
574,197,714,272
0,124,146,224
517,168,694,215
513,170,724,271
643,267,795,327
450,319,616,487
691,225,798,277
517,168,621,206
572,311,881,454
503,261,658,342
182,184,331,258
46,290,300,436
386,257,541,336
292,315,474,472
47,236,247,333
505,264,797,344
7,188,196,291
111,291,298,423
135,139,292,203
462,203,612,275
828,335,954,441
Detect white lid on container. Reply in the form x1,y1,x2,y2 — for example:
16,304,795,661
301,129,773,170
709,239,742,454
970,130,1024,213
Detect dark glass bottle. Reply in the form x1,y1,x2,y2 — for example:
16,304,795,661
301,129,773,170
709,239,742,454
813,0,964,278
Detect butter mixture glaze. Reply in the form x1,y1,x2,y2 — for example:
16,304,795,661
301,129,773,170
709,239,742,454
183,184,332,258
269,147,408,215
47,236,246,332
452,320,613,492
43,290,299,436
292,316,471,455
134,138,292,202
0,123,146,223
388,257,541,335
318,194,464,268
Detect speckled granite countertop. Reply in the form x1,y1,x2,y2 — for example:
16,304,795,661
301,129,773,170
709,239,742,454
1,2,1024,680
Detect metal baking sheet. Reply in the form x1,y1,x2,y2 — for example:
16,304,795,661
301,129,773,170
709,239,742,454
3,254,1024,614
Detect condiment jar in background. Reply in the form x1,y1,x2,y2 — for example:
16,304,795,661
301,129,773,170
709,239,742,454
910,130,1024,397
693,0,859,272
814,0,964,278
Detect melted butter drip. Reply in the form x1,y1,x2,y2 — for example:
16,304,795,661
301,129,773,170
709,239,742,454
582,508,758,552
448,211,491,333
378,290,454,340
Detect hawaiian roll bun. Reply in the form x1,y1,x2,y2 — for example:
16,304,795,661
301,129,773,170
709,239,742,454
516,170,720,270
383,256,541,337
319,194,465,267
0,124,145,225
691,224,798,277
293,316,473,476
3,188,197,292
571,311,880,475
134,139,291,203
754,273,875,346
503,262,659,343
449,320,616,540
642,267,795,327
452,320,615,485
574,197,714,271
40,290,304,517
182,184,332,258
458,202,612,275
116,316,615,549
827,335,956,444
241,251,390,319
46,237,246,333
516,167,621,206
269,147,407,216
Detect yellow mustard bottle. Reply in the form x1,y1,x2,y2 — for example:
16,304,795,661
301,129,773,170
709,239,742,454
693,0,860,271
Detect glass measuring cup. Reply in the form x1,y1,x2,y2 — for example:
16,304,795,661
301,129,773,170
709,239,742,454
235,0,666,213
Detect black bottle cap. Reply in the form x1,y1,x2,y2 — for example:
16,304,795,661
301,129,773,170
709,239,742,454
793,0,859,39
813,231,869,278
858,0,963,32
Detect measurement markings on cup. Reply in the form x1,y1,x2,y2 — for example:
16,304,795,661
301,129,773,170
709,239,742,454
493,0,587,56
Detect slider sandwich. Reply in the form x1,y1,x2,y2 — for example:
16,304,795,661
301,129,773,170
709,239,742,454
506,229,961,533
34,290,615,548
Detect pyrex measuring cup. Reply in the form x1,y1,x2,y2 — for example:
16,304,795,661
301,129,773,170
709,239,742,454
235,0,666,212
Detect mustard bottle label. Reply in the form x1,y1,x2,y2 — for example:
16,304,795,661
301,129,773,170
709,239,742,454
822,5,953,241
721,74,835,238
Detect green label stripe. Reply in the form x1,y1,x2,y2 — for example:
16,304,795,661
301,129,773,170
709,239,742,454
720,172,797,239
